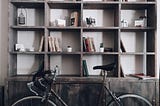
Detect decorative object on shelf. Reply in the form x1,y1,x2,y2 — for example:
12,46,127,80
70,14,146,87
17,8,27,26
99,43,104,52
15,44,25,52
67,46,72,52
121,19,128,27
134,16,147,27
86,17,96,27
104,47,113,52
70,11,79,27
55,19,66,27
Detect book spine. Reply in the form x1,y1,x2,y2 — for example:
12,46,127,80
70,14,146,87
39,36,44,52
83,60,89,76
48,36,53,52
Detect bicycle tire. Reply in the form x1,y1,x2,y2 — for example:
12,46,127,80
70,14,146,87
108,94,152,106
11,96,57,106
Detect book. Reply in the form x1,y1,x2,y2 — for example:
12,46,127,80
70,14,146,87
70,11,78,27
83,37,96,52
120,65,126,77
48,36,53,52
54,37,62,52
39,36,44,52
83,37,87,52
120,39,126,52
82,60,89,76
129,73,156,80
51,37,56,52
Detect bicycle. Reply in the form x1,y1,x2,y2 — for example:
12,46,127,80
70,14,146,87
11,63,153,106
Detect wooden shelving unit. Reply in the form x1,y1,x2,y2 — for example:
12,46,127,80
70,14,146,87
8,0,157,78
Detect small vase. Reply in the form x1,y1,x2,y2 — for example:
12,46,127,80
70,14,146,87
99,47,104,52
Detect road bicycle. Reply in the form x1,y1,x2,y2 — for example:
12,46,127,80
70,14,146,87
11,63,152,106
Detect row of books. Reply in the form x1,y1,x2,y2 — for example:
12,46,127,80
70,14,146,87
38,36,62,52
83,37,96,52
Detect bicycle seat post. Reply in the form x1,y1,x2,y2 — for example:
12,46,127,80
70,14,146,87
102,70,107,83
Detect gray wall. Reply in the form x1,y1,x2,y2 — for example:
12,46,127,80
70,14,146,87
0,0,8,85
0,0,159,85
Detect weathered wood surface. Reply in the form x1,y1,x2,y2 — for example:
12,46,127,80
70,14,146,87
6,78,159,106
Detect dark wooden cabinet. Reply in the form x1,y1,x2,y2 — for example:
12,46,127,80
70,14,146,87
5,77,159,106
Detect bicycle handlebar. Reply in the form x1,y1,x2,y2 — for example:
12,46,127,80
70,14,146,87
27,65,59,95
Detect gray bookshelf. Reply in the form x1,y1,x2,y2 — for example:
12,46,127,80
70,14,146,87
8,0,157,78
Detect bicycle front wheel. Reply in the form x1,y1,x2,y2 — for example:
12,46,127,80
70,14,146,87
108,94,152,106
11,96,57,106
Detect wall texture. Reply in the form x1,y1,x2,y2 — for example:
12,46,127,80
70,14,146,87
0,0,8,85
0,0,159,85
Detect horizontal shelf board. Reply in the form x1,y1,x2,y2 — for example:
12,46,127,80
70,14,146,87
83,27,119,31
83,52,119,55
11,26,45,31
120,52,145,55
8,76,158,83
47,52,81,55
83,2,119,9
121,2,155,10
11,0,44,8
120,27,155,32
48,26,81,31
10,51,45,55
48,1,81,9
146,52,155,55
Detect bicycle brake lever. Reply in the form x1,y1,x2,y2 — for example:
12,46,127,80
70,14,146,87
27,82,39,96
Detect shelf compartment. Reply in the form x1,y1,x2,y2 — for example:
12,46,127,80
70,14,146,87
83,54,118,77
48,1,81,9
10,0,44,8
50,9,81,27
49,54,81,76
49,30,81,52
9,30,44,52
83,9,119,27
120,32,146,53
120,55,145,75
9,2,44,26
9,54,44,76
121,4,156,27
83,30,118,52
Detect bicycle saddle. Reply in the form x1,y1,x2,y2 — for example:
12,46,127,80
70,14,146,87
93,63,116,71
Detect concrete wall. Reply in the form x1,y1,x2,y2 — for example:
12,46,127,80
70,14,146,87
0,0,159,85
0,0,8,85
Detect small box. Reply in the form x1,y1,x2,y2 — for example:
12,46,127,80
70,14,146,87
134,18,147,27
15,44,25,52
55,19,66,27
